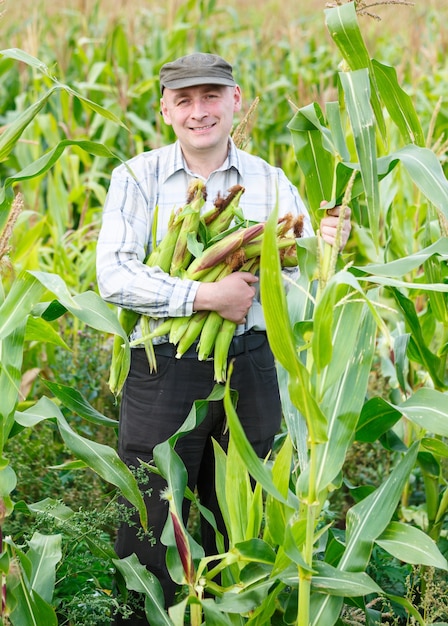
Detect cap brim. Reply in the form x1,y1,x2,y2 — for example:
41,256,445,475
161,77,236,91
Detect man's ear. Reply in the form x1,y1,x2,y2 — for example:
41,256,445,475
160,98,171,124
233,85,243,113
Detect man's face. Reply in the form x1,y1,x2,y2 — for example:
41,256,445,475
160,84,242,155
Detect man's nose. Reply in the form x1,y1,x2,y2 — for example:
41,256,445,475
190,98,207,118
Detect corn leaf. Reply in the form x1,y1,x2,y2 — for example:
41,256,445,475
19,396,147,529
355,237,448,277
224,365,298,509
43,380,118,427
27,532,62,604
309,562,383,597
260,204,327,444
1,323,26,432
376,521,448,569
311,443,419,626
356,397,403,443
339,69,380,250
314,288,377,494
389,287,446,390
0,272,45,339
25,317,70,350
372,59,425,147
396,388,448,436
0,139,123,208
343,442,419,571
113,554,173,626
264,435,294,545
224,435,255,546
5,535,58,626
0,47,129,129
0,87,58,163
325,1,386,140
287,103,335,214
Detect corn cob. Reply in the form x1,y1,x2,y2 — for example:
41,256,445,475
170,179,206,277
129,317,174,347
197,311,224,361
108,185,205,395
186,221,264,280
175,310,208,359
213,318,237,383
204,185,245,241
201,184,244,226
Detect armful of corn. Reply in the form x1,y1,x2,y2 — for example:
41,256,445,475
109,180,303,394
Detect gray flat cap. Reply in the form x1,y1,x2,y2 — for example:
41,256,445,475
159,53,236,92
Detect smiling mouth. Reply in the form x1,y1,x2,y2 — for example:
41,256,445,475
190,123,215,131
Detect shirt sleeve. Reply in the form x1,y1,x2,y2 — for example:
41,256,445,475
96,163,200,319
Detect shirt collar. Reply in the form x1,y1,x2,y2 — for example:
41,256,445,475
161,138,243,184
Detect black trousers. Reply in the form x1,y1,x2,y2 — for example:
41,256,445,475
112,335,281,624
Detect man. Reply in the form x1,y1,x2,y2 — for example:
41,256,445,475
96,52,351,622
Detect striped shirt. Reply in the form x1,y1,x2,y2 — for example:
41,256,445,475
96,138,313,342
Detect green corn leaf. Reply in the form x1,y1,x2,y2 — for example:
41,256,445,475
0,87,58,163
342,442,419,571
18,396,147,529
0,139,123,207
1,323,26,432
310,561,383,597
356,397,402,443
235,538,276,565
27,532,62,604
264,435,295,545
260,203,327,444
372,59,425,147
376,521,448,569
0,272,45,339
1,47,129,129
389,287,446,390
5,536,58,626
25,316,70,350
311,443,419,626
325,101,350,162
287,103,336,214
223,365,298,509
0,464,17,497
339,69,380,250
421,437,448,458
396,387,448,436
325,1,386,140
314,288,377,494
355,237,448,277
43,380,118,427
113,554,173,626
225,435,255,546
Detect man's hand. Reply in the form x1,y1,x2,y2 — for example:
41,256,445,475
193,272,258,324
319,202,352,249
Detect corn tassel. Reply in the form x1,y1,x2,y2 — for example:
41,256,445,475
197,311,224,361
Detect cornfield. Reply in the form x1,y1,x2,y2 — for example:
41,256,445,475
1,0,448,624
